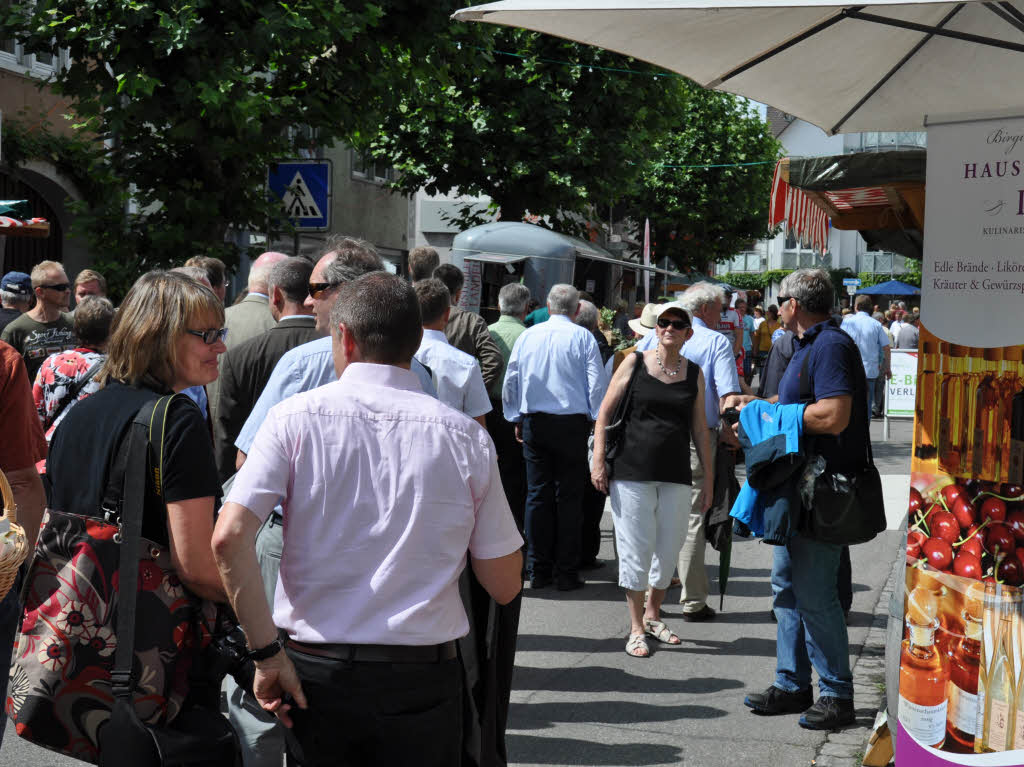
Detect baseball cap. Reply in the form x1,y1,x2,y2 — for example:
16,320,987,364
1,271,32,297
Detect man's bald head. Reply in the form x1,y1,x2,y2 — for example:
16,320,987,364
248,251,289,293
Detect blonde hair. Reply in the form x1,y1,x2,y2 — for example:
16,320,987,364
74,268,107,293
100,271,224,387
30,260,66,287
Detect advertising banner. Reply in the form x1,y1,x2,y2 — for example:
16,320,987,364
898,114,1024,765
888,349,918,418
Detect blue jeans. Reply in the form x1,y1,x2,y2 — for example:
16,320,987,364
0,568,25,749
772,536,853,700
865,377,876,418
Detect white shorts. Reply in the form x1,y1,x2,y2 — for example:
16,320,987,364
609,480,691,590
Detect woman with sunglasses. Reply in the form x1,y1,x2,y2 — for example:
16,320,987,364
48,270,229,602
23,271,232,756
591,303,714,658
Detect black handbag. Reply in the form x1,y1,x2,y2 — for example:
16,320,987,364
796,337,887,546
97,396,241,767
588,351,643,476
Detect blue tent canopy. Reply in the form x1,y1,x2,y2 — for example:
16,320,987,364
855,279,920,296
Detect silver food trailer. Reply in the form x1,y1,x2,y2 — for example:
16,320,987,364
449,221,690,322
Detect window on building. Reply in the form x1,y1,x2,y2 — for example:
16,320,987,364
859,251,906,275
728,252,766,273
781,224,830,268
351,149,396,184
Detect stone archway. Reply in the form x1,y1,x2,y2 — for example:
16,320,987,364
0,161,84,274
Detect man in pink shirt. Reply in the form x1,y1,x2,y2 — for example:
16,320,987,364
212,272,523,767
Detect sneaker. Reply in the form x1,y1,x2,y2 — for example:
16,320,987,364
744,685,813,715
681,604,716,622
798,696,855,730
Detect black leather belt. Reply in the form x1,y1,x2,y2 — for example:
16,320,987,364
286,639,457,663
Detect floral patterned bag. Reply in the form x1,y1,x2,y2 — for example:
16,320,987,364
6,395,233,765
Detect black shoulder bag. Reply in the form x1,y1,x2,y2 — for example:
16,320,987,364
98,395,241,767
588,351,643,478
797,338,887,546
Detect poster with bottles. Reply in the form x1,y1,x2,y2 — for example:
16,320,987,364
898,112,1024,765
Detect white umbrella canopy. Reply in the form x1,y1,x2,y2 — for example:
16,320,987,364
452,0,1024,135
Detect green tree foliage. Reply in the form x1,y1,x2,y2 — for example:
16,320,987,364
620,86,782,272
366,26,680,229
0,0,453,273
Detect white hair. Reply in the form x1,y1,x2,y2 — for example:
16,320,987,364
498,282,531,316
0,289,31,307
680,281,726,316
248,263,274,292
575,299,599,331
547,283,579,316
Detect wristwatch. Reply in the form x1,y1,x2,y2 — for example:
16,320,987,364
247,636,285,662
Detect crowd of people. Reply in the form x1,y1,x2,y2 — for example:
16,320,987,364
0,246,907,764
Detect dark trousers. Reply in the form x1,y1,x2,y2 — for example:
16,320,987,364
286,649,462,767
486,403,526,533
522,412,589,580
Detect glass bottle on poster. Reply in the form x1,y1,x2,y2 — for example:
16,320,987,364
947,583,984,751
939,345,969,475
900,586,950,749
983,601,1017,752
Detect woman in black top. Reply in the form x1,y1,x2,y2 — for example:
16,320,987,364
49,271,229,601
591,304,713,658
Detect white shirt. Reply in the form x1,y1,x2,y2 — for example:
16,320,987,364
226,363,523,645
414,328,491,418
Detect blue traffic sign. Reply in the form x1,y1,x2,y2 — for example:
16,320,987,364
842,277,862,286
267,160,332,231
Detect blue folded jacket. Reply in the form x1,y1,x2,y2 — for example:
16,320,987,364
729,400,807,544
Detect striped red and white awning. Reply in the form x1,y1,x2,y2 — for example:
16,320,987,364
769,160,829,256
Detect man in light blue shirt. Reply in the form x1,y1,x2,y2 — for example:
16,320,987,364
664,284,744,621
840,294,891,418
503,284,606,591
413,279,491,425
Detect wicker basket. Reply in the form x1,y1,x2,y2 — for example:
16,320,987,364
0,469,29,602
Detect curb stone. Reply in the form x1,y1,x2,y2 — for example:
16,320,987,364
813,551,902,767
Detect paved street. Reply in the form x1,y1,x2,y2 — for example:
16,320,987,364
1,420,911,767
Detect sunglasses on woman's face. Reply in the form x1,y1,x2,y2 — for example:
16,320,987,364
657,317,689,330
186,328,229,345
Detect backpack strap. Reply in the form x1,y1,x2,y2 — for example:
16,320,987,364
109,393,182,700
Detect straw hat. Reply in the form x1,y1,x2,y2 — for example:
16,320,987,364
628,303,660,336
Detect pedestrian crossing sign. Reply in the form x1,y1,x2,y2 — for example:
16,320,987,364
267,160,332,231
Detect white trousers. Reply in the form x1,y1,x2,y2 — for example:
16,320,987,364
609,480,691,591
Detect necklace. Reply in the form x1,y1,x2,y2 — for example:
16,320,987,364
656,348,683,377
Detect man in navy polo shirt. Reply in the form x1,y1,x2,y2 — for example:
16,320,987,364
726,268,867,731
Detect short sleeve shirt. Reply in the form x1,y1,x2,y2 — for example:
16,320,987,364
0,341,47,472
0,312,77,381
778,319,870,475
33,348,106,438
48,383,221,546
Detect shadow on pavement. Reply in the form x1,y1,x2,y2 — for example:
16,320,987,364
510,699,728,728
506,734,683,766
676,636,778,658
512,665,744,695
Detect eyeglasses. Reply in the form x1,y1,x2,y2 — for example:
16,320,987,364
657,317,690,330
40,283,71,292
186,328,228,345
777,295,793,305
308,281,340,300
